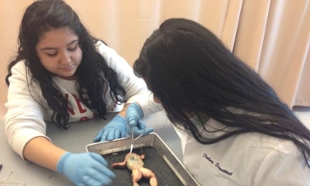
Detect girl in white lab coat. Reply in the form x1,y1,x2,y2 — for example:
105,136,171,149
131,18,310,185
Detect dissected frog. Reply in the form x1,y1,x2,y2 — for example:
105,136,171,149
111,152,158,186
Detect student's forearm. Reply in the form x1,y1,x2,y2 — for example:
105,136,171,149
117,103,130,117
118,102,143,118
23,137,66,171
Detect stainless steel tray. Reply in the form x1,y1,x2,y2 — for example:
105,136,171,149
86,132,200,186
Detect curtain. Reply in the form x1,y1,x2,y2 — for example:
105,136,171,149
232,0,310,107
0,0,309,119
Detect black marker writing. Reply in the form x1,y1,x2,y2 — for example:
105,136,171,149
203,153,214,164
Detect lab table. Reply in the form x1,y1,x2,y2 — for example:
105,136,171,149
0,111,182,185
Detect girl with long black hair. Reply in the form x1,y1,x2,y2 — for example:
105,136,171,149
131,18,310,185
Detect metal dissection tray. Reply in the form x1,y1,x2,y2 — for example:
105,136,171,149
86,132,200,186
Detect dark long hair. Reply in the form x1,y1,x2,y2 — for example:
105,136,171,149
134,18,310,167
5,0,126,128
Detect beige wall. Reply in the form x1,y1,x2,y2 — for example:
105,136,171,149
0,1,33,119
1,0,309,120
0,0,154,119
0,0,228,119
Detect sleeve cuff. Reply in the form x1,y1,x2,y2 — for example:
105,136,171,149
9,129,52,160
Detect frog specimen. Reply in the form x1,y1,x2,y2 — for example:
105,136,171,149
111,153,158,186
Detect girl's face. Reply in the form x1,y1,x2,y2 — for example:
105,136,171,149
36,27,82,80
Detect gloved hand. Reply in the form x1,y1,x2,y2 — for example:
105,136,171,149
57,152,115,186
126,103,154,137
94,115,126,142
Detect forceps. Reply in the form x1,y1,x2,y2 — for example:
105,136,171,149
129,128,134,154
129,128,146,154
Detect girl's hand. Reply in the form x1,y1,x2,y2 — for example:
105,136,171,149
57,152,115,186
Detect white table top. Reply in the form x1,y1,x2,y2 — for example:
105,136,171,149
0,112,182,185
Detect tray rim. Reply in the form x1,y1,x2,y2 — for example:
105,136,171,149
85,132,200,186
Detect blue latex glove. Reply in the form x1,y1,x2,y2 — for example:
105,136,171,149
126,103,154,137
94,115,126,142
57,152,115,186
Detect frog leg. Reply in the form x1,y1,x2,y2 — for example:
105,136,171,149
112,153,133,167
132,168,142,186
138,154,145,160
111,159,127,167
140,167,158,186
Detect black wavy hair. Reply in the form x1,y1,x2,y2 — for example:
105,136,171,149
5,0,126,128
134,18,310,167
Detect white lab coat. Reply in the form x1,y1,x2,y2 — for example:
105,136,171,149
136,79,310,186
175,117,310,186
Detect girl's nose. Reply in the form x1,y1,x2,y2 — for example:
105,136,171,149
59,51,71,64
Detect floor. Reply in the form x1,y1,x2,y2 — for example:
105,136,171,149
293,106,310,129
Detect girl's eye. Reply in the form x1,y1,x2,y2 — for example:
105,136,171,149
68,45,77,51
46,52,57,57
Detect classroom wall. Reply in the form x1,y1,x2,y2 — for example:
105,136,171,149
0,0,162,119
1,0,220,119
0,1,34,120
1,0,309,120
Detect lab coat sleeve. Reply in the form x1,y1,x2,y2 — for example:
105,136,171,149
4,62,51,160
254,141,310,186
95,41,163,116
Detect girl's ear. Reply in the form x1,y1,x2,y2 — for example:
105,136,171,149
153,95,161,103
